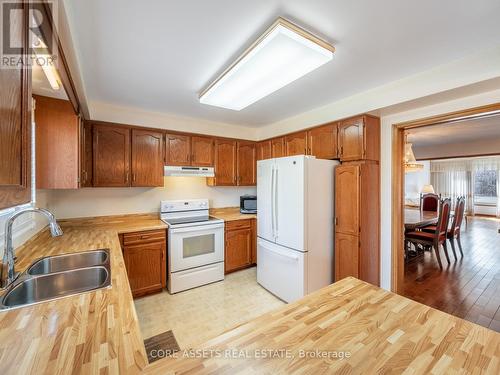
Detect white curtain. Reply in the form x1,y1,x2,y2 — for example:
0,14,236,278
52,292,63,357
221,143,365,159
430,159,474,214
431,157,500,217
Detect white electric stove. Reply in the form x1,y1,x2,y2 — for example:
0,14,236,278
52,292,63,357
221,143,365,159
161,199,224,293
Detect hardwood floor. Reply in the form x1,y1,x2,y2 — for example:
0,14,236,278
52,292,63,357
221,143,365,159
402,216,500,332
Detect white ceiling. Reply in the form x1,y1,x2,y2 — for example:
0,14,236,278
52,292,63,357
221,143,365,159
407,114,500,147
64,0,500,127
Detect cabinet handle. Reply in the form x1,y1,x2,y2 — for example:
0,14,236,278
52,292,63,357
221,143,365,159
133,173,137,182
125,173,129,183
335,217,338,226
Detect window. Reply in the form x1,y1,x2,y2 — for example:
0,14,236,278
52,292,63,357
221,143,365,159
474,170,497,205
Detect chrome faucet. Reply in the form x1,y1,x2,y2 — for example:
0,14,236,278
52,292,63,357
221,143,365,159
1,207,63,289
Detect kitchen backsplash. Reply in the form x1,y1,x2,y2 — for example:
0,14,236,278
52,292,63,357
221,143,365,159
42,176,257,219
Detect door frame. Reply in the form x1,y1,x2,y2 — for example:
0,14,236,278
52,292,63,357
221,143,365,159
391,102,500,293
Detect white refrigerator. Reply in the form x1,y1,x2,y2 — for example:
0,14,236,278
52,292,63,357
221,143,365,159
257,155,338,303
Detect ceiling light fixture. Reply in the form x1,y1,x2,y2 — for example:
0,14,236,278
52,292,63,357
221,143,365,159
33,35,61,91
404,136,424,173
199,17,335,111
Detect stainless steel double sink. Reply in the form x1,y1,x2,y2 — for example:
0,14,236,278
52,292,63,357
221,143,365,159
0,249,111,310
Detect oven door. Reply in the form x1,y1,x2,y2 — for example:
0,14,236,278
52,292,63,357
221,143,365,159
169,223,224,272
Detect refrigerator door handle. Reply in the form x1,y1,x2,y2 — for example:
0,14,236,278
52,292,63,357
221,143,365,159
271,164,275,239
274,166,279,238
259,240,299,261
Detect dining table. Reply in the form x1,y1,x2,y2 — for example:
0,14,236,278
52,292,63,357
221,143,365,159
404,208,439,231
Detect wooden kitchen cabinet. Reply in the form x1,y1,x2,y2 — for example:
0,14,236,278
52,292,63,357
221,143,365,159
237,141,256,186
285,131,308,156
34,95,79,189
271,137,285,158
256,140,272,161
207,138,236,186
225,219,255,273
335,163,379,285
81,121,93,187
335,233,359,280
93,124,131,187
0,1,31,209
122,229,167,298
338,115,380,162
131,129,164,187
191,136,214,166
165,133,191,166
307,122,338,159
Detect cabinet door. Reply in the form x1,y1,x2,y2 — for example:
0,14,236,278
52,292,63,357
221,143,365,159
271,137,285,158
335,164,360,236
123,242,165,298
251,219,257,264
339,116,364,161
132,129,164,187
0,1,31,209
34,95,79,189
237,141,256,186
165,134,191,166
256,140,271,161
308,123,338,159
225,227,253,273
81,121,93,187
335,233,359,281
93,125,131,187
285,131,308,156
191,136,214,166
213,139,237,186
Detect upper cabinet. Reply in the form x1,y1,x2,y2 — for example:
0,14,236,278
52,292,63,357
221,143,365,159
237,141,256,186
209,139,237,186
191,136,214,167
81,121,93,187
307,122,338,159
338,115,380,162
208,139,256,186
34,95,80,189
271,137,285,158
93,124,131,187
0,2,31,209
131,129,164,187
256,140,271,161
165,134,214,167
285,131,308,156
165,133,191,166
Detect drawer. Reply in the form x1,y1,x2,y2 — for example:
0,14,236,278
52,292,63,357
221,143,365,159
123,229,166,246
225,219,252,231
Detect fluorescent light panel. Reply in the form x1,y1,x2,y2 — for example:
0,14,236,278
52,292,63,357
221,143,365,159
199,18,334,110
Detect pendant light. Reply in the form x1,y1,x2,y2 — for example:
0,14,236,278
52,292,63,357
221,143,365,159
404,135,424,173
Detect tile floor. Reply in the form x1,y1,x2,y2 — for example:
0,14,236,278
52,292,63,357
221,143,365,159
134,267,285,348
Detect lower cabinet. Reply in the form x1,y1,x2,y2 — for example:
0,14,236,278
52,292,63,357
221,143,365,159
335,233,359,280
122,229,167,298
225,219,256,274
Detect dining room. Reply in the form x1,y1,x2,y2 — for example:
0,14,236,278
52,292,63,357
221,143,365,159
397,111,500,332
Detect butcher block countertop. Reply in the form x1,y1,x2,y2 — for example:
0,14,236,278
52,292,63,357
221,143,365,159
2,214,500,374
210,207,257,221
146,277,500,374
0,214,167,375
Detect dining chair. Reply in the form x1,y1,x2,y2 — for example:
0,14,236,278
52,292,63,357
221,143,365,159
422,196,465,259
420,193,440,212
405,198,452,269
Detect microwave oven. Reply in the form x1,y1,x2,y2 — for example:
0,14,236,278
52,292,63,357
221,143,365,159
240,195,257,214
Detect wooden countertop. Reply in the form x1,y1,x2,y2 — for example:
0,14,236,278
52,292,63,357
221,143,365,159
210,207,257,221
146,277,500,374
3,214,499,374
0,213,167,375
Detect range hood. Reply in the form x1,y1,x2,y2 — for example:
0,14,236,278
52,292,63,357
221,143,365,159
164,166,215,177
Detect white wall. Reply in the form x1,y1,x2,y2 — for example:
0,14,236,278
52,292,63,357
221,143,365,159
45,177,256,219
404,161,430,205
